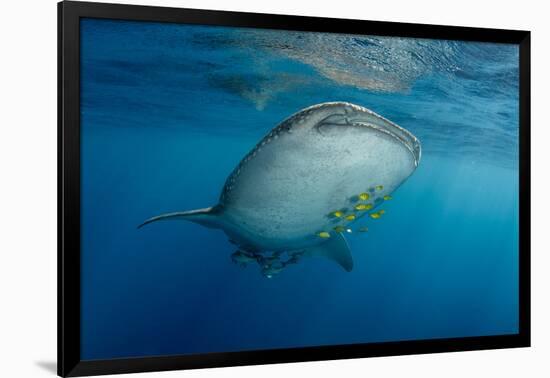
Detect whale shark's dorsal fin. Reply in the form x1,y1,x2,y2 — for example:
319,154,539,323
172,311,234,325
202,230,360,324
138,206,222,229
304,233,354,272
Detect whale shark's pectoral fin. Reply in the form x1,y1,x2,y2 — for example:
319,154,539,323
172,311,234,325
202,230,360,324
138,206,222,229
304,233,354,272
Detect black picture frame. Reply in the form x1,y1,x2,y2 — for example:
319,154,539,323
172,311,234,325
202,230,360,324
58,1,531,376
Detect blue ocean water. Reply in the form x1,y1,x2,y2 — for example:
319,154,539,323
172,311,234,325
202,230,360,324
80,19,519,360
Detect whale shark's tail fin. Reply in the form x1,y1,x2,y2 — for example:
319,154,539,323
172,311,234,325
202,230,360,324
138,206,222,229
304,233,354,272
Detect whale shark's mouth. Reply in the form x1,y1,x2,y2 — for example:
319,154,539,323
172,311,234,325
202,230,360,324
317,104,422,167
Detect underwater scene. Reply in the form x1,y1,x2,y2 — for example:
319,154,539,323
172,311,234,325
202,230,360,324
80,18,519,360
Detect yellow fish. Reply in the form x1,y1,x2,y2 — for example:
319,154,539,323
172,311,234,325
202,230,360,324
358,192,370,201
370,213,381,219
331,210,344,218
345,214,356,221
379,209,386,215
383,195,392,200
364,203,374,210
354,203,368,211
333,226,346,233
375,185,384,191
317,231,331,238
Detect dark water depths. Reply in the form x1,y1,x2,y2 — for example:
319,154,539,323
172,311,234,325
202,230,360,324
80,19,519,360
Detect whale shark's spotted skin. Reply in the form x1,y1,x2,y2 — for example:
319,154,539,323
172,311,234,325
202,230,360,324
220,104,328,203
139,102,421,277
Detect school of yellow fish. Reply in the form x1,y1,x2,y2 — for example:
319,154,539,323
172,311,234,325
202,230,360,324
317,184,392,239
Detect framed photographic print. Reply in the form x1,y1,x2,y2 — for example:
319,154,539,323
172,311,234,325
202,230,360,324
58,1,530,376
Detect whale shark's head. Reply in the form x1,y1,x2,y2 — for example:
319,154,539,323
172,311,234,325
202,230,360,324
278,101,421,166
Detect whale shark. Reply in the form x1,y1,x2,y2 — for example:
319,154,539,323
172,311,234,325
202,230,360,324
139,102,421,277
